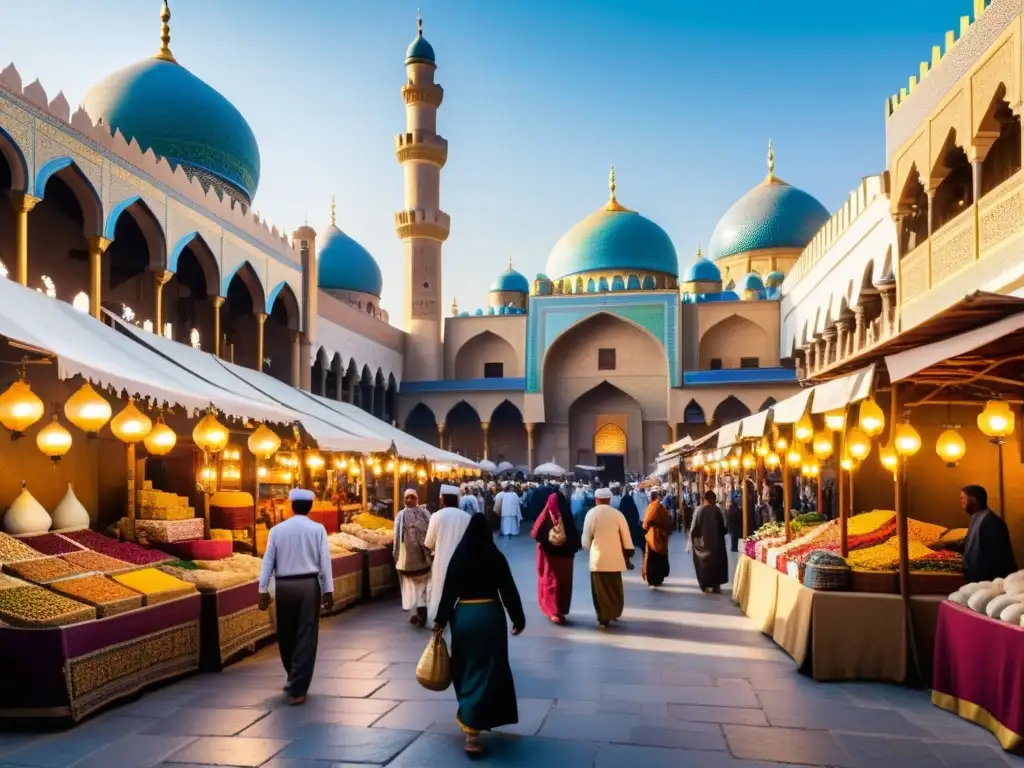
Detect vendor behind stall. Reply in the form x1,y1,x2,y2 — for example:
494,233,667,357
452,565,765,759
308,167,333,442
961,485,1017,584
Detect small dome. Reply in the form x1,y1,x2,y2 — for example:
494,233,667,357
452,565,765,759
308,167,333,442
708,144,829,262
490,264,530,293
685,253,722,283
739,272,764,292
317,212,383,297
474,309,485,316
764,270,785,288
535,273,549,280
406,16,436,64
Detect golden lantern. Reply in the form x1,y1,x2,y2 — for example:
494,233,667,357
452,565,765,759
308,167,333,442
879,443,898,473
935,428,966,467
812,431,834,461
859,396,885,437
386,460,396,472
144,417,177,456
765,452,780,469
977,400,1015,441
401,462,412,474
757,437,769,457
199,465,217,483
63,382,111,437
247,423,281,459
417,468,428,479
846,428,871,460
893,422,922,457
0,375,44,438
257,466,268,480
349,463,360,476
306,453,325,471
193,412,229,454
741,453,755,470
775,435,788,452
338,457,349,470
801,459,820,478
373,464,382,476
839,454,856,471
824,409,846,432
795,412,814,442
786,445,802,466
36,415,72,462
728,456,739,469
110,400,152,443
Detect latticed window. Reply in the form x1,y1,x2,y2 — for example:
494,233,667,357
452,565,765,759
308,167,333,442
598,348,616,371
594,423,627,454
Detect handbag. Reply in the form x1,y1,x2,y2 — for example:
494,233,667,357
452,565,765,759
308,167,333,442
415,630,451,691
548,509,566,547
396,541,409,571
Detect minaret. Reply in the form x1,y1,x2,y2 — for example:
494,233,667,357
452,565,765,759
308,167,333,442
395,12,450,382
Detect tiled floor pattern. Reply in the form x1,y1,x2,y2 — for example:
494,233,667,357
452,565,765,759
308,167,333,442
0,535,1019,767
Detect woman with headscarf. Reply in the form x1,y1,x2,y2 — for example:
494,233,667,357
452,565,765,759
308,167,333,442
642,489,672,587
617,486,646,551
393,488,432,626
434,514,525,756
459,492,481,516
690,489,729,593
530,489,581,624
727,490,743,553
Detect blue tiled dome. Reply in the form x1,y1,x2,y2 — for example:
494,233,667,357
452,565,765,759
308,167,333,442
406,21,436,65
317,224,383,297
84,58,260,204
708,178,829,262
490,266,530,293
739,272,764,292
764,270,785,288
685,256,722,283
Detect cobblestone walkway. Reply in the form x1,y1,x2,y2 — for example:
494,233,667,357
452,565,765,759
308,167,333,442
0,535,1019,767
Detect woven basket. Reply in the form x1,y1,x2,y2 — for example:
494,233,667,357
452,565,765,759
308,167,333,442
803,563,850,591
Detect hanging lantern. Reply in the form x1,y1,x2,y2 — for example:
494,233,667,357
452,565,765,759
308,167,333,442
386,460,396,472
859,397,885,437
734,445,742,457
795,413,814,442
775,435,788,452
306,453,325,470
846,428,871,460
63,383,112,437
935,428,966,467
338,457,349,470
257,466,268,480
741,453,755,470
893,422,922,457
839,454,856,471
36,416,72,462
373,464,382,476
824,409,846,432
977,400,1015,441
144,417,177,456
193,412,229,454
786,445,802,466
879,443,898,473
812,431,834,460
247,423,281,459
801,459,820,478
110,400,152,443
417,468,427,479
728,456,739,469
757,437,769,457
765,452,780,469
0,374,44,438
349,463,361,476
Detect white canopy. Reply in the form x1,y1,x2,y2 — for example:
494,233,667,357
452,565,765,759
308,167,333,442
739,410,770,439
716,420,743,449
771,388,813,425
478,459,498,473
534,460,566,476
496,461,514,473
810,364,875,413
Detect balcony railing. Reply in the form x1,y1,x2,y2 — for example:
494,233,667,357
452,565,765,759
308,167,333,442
900,242,930,305
930,205,975,286
979,170,1024,256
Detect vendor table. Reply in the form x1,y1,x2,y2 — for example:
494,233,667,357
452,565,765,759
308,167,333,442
365,548,397,598
0,594,201,720
199,580,275,671
932,601,1024,753
324,553,363,615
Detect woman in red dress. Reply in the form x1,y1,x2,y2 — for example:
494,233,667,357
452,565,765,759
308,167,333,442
530,489,581,624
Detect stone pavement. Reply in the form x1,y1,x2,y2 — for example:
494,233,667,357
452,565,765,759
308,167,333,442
0,534,1020,767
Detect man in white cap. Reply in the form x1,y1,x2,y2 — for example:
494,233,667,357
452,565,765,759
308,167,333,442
582,487,634,628
424,483,472,624
258,488,333,705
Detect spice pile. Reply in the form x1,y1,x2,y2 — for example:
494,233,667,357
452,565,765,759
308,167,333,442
0,533,42,564
5,556,89,584
0,585,95,627
21,533,85,556
113,568,196,605
63,530,173,565
50,575,144,617
62,550,135,575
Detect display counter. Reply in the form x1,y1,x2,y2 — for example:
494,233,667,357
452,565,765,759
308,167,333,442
325,553,363,615
0,594,201,720
199,581,275,671
365,548,396,598
931,601,1024,754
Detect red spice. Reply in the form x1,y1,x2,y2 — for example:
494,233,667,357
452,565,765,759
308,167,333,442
22,533,84,556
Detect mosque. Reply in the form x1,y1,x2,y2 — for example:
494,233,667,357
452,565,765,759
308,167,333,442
0,2,836,481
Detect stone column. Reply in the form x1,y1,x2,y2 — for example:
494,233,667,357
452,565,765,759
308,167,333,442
794,349,806,380
805,344,816,375
481,421,490,460
437,423,446,450
255,312,267,372
971,161,983,204
669,422,678,443
290,331,302,387
152,270,173,333
211,296,225,357
526,423,535,471
9,193,39,287
853,307,866,352
87,236,111,320
822,328,836,368
835,319,851,361
880,288,894,338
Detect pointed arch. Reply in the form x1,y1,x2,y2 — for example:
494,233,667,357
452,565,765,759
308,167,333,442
105,196,167,273
446,400,484,458
454,330,519,379
267,280,301,332
641,275,656,290
611,275,625,291
223,260,266,307
683,399,705,424
712,395,751,425
758,397,776,412
405,402,439,446
0,125,28,193
594,423,627,455
699,314,769,369
598,276,609,292
35,157,103,235
169,232,220,296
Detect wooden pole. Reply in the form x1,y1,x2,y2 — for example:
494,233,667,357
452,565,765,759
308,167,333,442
892,384,911,601
838,428,848,557
393,459,401,518
782,430,792,542
360,457,368,512
126,443,137,541
741,462,749,538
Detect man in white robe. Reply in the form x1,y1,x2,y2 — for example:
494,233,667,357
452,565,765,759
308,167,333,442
497,482,522,537
424,484,472,624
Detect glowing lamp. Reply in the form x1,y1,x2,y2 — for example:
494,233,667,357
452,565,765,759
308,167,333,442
728,457,739,469
840,455,856,471
110,400,152,443
306,454,325,470
199,466,217,483
786,446,802,466
36,416,72,462
977,400,1015,441
765,452,780,469
879,443,898,473
417,468,427,479
893,422,922,457
63,383,112,436
349,464,360,476
734,445,742,457
144,417,177,456
846,428,871,460
935,428,966,467
741,454,755,470
757,437,769,457
812,431,834,461
795,413,814,442
386,460,396,471
775,436,788,452
248,423,281,459
801,460,819,478
859,397,885,437
824,409,846,432
401,463,412,473
0,377,44,438
373,464,382,476
193,412,228,454
338,458,349,470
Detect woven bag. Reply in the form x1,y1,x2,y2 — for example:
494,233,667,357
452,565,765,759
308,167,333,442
803,563,850,591
415,630,451,691
548,510,566,547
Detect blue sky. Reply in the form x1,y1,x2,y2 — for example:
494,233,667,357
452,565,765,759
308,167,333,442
2,0,974,320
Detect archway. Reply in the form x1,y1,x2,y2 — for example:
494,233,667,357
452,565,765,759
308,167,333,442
359,365,374,414
699,315,769,369
446,401,483,459
567,381,643,481
405,403,438,447
265,282,299,384
712,395,751,425
490,399,526,465
683,399,706,424
223,263,265,368
759,397,777,412
373,369,386,420
311,348,328,397
165,234,219,349
979,84,1022,198
896,166,928,256
931,130,972,232
0,134,19,277
103,199,166,325
326,353,342,400
385,375,398,425
454,331,518,379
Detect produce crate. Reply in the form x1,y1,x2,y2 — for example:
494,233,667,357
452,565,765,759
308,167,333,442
18,533,85,556
365,548,397,598
133,518,205,545
199,580,275,671
324,553,363,615
0,533,50,564
113,568,198,606
0,593,200,720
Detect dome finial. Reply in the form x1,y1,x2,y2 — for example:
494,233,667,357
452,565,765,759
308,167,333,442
155,0,176,63
767,138,775,180
417,8,423,37
451,296,458,316
329,195,336,227
508,253,513,271
696,246,703,261
605,163,629,212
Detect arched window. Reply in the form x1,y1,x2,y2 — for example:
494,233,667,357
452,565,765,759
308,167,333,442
594,423,627,455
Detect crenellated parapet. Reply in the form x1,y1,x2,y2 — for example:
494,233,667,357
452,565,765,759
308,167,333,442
394,209,451,242
401,83,443,108
395,131,448,167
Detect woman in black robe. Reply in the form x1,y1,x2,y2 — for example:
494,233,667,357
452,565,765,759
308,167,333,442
690,490,729,593
618,491,646,551
727,493,743,552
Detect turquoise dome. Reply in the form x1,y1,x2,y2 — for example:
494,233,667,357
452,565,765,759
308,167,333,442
406,31,436,64
708,177,829,262
490,266,529,293
317,224,383,297
84,57,260,204
739,272,764,291
685,257,722,283
764,270,785,288
546,203,678,280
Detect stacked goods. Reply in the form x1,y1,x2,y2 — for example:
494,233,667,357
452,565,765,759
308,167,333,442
158,563,249,593
846,537,962,573
193,553,262,581
5,556,89,584
771,511,898,574
949,570,1024,625
352,512,394,531
113,568,197,605
330,531,384,552
133,518,205,544
0,532,44,564
339,523,393,548
49,575,144,617
62,550,136,575
136,483,194,521
63,530,173,566
21,533,85,556
0,585,95,627
328,540,354,557
209,491,254,531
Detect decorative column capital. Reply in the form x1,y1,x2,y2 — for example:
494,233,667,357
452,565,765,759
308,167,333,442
255,311,268,326
152,269,173,287
480,421,490,432
437,423,446,435
8,192,40,214
86,235,112,254
525,422,535,435
211,296,226,310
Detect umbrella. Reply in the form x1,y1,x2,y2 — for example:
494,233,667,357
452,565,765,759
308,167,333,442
478,459,498,473
533,458,566,476
496,461,514,474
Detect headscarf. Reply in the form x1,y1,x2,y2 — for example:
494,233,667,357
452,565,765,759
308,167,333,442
539,489,581,554
444,512,504,590
398,498,431,572
459,494,481,515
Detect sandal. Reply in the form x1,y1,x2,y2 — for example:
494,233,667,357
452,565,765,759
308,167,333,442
464,734,484,755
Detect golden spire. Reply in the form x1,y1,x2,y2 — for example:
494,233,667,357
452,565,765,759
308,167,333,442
451,296,458,316
507,254,513,271
329,195,336,227
605,163,629,212
696,246,703,260
767,138,776,180
154,0,176,63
